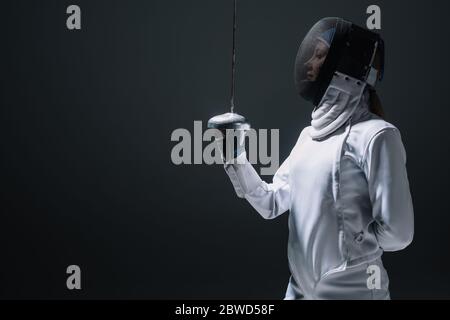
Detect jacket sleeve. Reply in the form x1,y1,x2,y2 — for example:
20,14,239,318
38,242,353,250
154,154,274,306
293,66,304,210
224,152,291,220
363,128,414,251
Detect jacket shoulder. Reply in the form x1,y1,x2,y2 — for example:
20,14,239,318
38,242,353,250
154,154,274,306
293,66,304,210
347,116,399,163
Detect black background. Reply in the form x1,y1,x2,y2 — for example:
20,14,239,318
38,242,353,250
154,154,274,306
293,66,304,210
0,0,448,299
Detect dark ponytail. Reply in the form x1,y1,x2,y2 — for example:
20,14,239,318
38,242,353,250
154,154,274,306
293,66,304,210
368,47,386,120
369,88,386,119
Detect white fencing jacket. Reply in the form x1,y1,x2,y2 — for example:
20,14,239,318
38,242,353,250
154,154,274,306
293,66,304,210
224,73,414,299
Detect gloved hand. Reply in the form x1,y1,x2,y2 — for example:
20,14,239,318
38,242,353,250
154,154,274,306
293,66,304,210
215,128,247,165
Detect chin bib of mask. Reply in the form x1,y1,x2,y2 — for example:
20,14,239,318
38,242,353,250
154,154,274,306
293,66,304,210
309,71,369,140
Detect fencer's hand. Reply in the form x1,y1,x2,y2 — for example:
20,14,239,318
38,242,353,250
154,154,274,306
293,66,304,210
215,128,247,165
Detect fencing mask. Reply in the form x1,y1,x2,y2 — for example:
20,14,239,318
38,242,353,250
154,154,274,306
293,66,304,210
294,17,384,106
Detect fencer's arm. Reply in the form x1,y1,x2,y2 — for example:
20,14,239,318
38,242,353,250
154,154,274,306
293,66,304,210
364,128,415,251
224,152,291,220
